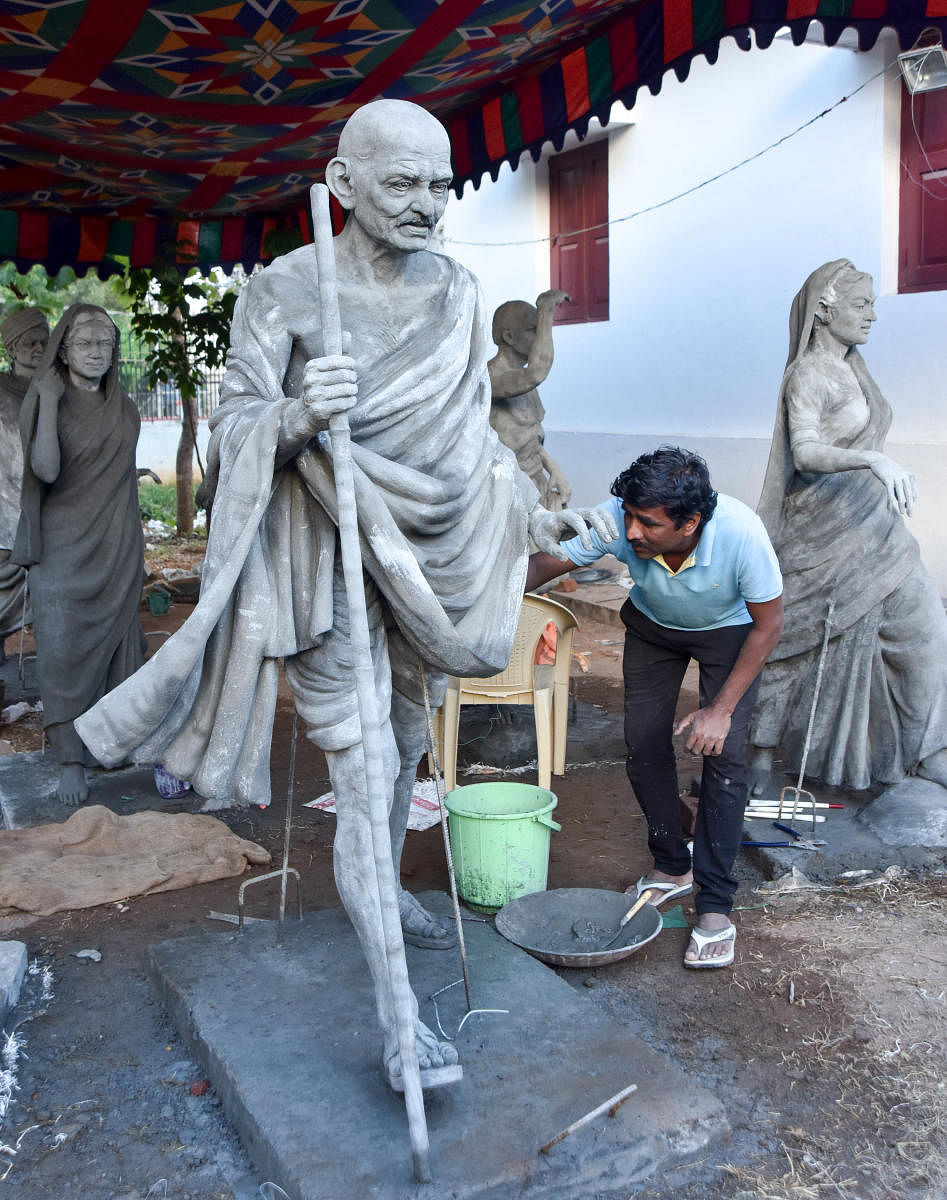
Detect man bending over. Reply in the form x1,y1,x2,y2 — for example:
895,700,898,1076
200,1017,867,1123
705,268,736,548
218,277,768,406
527,447,783,968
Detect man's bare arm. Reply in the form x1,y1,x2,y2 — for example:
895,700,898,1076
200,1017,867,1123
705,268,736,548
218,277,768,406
526,551,579,593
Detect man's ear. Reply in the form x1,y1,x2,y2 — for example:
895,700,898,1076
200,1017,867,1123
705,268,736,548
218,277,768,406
326,157,356,211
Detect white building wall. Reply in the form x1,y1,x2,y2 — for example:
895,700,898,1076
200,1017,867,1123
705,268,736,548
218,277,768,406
444,32,947,590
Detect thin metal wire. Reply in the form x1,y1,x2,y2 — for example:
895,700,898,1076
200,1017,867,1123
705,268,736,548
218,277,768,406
429,979,508,1042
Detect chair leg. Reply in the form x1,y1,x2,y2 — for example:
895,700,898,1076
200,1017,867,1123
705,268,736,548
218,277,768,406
533,686,553,791
441,686,461,793
552,677,569,776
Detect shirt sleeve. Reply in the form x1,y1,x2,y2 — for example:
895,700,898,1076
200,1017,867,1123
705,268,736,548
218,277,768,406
737,513,783,604
559,497,623,567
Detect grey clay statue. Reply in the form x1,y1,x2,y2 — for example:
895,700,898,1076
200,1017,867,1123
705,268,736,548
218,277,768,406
75,101,614,1090
749,260,947,793
13,304,146,806
0,307,48,657
488,290,572,512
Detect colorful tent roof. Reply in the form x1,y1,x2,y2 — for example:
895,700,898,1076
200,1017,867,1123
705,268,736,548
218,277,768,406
1,0,944,273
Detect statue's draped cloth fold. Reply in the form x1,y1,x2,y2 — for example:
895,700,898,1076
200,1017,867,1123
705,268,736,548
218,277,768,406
76,250,533,807
752,260,947,789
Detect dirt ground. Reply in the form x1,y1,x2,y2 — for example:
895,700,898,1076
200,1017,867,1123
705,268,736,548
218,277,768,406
1,587,945,1200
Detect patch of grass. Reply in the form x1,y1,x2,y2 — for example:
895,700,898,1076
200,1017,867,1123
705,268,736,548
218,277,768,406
138,482,179,525
138,482,205,528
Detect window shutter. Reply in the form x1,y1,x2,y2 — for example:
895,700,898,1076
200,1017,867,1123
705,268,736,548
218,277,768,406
549,140,609,323
899,88,947,293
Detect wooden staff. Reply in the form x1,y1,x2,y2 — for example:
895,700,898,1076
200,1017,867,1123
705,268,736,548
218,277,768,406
309,183,430,1183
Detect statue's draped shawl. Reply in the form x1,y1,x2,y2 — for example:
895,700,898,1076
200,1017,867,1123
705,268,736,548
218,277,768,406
756,260,918,660
76,248,535,807
13,304,145,726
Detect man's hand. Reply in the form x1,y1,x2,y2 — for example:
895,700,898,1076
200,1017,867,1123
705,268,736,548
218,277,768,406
675,705,732,757
869,454,917,517
527,505,618,557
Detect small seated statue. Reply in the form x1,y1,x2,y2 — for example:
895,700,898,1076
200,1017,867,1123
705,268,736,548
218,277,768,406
13,304,146,805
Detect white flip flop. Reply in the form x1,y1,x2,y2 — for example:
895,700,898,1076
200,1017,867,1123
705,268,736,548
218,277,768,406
683,923,735,969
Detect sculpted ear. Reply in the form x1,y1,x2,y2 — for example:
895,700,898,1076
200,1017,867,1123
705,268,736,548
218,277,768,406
326,157,356,210
815,299,835,326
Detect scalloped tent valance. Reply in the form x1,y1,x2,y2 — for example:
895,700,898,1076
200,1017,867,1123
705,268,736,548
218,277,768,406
1,0,943,275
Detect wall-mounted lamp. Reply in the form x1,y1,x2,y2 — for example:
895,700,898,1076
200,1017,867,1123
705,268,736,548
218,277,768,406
898,30,947,94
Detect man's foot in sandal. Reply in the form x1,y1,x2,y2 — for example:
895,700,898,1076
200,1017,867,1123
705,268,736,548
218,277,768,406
684,914,735,969
624,871,692,908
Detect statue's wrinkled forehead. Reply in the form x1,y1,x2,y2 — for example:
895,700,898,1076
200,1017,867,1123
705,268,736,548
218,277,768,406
64,312,115,344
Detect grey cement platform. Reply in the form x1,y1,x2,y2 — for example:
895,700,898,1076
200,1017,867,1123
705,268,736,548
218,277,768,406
742,770,947,883
147,892,728,1200
0,750,208,830
0,940,27,1025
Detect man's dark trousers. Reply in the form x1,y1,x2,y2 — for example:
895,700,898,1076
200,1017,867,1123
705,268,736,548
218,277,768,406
620,597,759,915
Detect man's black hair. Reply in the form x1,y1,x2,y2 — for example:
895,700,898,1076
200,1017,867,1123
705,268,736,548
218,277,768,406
610,446,718,531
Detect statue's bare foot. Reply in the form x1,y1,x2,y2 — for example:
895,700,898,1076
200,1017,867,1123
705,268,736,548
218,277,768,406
748,746,774,798
916,749,947,790
383,1019,462,1092
399,889,456,950
57,763,89,807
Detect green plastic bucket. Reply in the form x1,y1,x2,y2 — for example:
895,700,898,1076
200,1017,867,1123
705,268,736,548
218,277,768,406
444,782,562,914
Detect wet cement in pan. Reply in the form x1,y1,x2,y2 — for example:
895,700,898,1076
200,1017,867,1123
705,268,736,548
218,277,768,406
494,887,662,965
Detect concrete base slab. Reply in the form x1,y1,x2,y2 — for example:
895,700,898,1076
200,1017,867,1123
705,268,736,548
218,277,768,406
0,750,208,830
858,778,947,847
148,893,728,1200
0,939,27,1025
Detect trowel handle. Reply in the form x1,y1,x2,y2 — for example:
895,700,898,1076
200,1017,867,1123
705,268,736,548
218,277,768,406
617,889,654,930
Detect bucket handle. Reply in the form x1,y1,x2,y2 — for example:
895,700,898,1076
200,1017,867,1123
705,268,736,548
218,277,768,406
535,812,562,832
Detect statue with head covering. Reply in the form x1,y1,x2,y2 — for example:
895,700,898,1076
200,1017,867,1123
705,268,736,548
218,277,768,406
12,303,146,804
749,260,947,793
488,290,572,512
0,307,48,657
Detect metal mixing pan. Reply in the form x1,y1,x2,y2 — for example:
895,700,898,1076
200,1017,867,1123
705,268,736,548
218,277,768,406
494,887,663,968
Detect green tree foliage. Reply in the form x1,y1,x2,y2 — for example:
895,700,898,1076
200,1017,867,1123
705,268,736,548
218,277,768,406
112,257,239,533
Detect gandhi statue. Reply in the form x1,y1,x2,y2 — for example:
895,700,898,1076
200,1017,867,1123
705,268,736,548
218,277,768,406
749,260,947,793
0,307,48,660
488,291,572,511
76,100,614,1089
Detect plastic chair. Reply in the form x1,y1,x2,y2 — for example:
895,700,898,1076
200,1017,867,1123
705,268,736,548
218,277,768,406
437,593,579,792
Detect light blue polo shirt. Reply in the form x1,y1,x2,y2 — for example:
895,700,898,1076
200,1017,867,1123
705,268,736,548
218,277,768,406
561,494,782,631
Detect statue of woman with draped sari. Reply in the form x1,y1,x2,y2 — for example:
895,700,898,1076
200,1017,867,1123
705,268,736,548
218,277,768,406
13,304,146,805
749,260,947,793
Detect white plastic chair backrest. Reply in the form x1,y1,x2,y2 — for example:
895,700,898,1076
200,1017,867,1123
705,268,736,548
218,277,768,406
460,594,577,697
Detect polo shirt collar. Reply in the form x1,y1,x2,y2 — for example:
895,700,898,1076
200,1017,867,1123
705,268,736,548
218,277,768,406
694,509,717,567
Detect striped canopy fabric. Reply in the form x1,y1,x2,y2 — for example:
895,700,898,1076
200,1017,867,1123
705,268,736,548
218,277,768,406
1,0,944,273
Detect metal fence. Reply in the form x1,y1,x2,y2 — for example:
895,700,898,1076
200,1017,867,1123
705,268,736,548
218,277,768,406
119,330,223,421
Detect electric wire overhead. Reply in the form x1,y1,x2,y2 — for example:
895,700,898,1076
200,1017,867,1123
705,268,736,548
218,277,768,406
446,64,893,250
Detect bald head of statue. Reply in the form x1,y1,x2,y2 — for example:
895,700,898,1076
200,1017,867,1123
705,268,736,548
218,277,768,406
326,100,453,255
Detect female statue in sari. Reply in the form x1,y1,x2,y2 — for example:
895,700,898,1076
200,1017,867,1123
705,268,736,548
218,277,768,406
14,304,146,805
749,260,947,792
